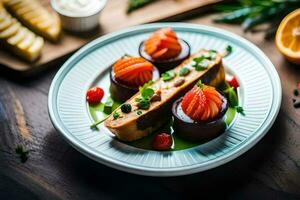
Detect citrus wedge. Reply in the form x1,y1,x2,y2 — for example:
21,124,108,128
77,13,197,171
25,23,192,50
276,8,300,64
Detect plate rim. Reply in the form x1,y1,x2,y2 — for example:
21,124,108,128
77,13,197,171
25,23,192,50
48,22,282,176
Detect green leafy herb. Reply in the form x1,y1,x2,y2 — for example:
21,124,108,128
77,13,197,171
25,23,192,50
121,103,132,113
203,50,217,60
196,80,205,88
179,67,190,76
103,97,114,114
113,111,120,120
224,87,238,107
15,145,29,163
214,0,299,38
136,110,142,115
192,56,210,71
136,81,155,110
162,70,176,82
127,0,154,13
235,106,245,116
225,45,233,57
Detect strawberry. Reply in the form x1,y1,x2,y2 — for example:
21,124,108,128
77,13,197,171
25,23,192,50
228,76,239,89
86,87,104,104
181,82,222,121
152,133,173,151
144,27,182,60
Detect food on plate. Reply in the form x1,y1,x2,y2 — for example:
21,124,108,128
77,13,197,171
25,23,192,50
104,49,225,141
110,55,160,102
275,8,300,64
0,6,44,61
172,81,228,142
86,87,104,104
139,27,190,72
152,133,173,151
3,0,61,42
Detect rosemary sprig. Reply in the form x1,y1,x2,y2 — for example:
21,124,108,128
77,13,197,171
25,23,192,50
214,0,300,38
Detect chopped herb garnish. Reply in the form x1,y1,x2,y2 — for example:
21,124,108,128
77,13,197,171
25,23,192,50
15,145,29,163
293,89,299,96
224,87,238,107
192,56,210,71
103,97,114,114
224,45,233,57
137,110,142,115
162,70,176,82
235,106,245,116
196,80,205,88
121,104,132,113
113,111,120,120
203,50,217,60
179,67,190,76
136,81,155,110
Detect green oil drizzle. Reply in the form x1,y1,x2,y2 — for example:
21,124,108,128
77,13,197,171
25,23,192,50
89,100,236,151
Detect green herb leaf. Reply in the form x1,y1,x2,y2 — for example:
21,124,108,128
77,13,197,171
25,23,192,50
224,87,238,107
137,81,155,110
127,0,154,13
136,110,142,115
235,106,245,116
179,67,190,76
121,103,132,113
15,145,29,163
113,111,120,120
103,97,114,114
196,80,205,88
224,45,233,57
138,98,151,110
162,70,176,82
192,56,210,71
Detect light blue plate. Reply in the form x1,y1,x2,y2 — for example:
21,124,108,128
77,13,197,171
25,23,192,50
48,23,281,176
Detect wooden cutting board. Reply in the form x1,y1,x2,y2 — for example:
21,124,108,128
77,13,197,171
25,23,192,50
0,0,223,75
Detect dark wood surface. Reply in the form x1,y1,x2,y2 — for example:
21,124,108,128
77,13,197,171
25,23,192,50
1,13,300,200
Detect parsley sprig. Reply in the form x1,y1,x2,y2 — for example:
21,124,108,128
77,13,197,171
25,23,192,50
136,81,155,110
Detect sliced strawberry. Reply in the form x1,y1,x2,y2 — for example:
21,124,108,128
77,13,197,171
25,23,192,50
181,83,223,121
113,57,153,87
144,27,182,60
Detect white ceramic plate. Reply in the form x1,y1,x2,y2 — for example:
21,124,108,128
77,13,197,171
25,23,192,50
48,23,281,176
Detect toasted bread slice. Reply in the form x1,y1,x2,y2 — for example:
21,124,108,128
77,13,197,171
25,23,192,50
3,0,61,42
104,50,225,141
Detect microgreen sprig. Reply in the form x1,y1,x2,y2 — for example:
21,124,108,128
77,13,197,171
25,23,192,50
136,81,155,110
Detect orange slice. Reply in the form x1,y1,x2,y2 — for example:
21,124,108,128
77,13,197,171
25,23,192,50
276,8,300,64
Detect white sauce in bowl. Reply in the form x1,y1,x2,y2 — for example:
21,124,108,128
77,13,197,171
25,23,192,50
54,0,105,17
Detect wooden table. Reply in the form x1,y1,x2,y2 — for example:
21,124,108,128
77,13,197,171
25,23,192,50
1,13,300,200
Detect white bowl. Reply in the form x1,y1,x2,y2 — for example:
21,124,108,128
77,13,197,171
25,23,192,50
51,0,107,32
